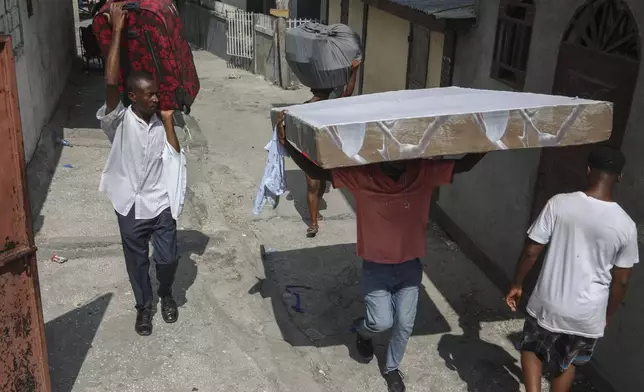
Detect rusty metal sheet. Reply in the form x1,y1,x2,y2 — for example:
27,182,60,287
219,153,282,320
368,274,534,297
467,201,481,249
0,37,31,257
0,35,51,392
0,252,48,392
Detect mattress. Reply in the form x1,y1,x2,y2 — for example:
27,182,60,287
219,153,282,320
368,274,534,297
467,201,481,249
270,87,613,169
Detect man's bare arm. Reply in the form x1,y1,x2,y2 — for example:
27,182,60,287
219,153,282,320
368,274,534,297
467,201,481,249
506,239,546,311
277,111,332,182
606,267,633,324
339,59,361,98
105,3,127,114
513,240,545,286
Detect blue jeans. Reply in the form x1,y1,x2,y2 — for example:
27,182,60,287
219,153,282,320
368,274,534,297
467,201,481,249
359,258,423,372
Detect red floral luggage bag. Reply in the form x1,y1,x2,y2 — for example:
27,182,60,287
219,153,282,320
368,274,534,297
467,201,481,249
93,0,199,113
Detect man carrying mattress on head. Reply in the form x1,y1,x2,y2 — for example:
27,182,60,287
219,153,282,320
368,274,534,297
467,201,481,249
276,110,484,392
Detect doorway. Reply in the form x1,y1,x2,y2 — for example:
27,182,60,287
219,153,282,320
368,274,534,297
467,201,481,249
340,0,349,24
532,0,641,216
406,24,430,89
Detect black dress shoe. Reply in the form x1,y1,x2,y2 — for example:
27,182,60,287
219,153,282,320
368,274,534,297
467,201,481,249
353,318,374,362
161,296,178,324
135,309,153,336
356,333,374,362
384,370,406,392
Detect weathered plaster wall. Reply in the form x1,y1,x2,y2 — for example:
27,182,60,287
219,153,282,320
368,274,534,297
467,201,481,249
426,31,444,88
438,0,541,281
362,6,408,94
447,1,644,390
328,0,341,24
14,0,75,162
180,1,230,61
254,29,279,83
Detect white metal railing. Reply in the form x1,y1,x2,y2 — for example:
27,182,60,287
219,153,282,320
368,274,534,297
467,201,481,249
255,13,274,35
226,10,254,60
287,18,318,29
0,0,23,51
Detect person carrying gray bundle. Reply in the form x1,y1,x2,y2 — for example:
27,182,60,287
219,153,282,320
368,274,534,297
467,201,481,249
299,58,361,237
285,22,363,237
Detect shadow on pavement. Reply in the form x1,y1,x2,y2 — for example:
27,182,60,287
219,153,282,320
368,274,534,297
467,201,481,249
252,220,529,388
46,293,113,392
438,329,522,391
423,221,524,390
63,74,106,131
151,230,210,308
28,123,64,235
251,243,451,352
28,72,107,235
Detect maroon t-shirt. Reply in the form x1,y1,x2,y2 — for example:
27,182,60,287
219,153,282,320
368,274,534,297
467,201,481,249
333,160,455,263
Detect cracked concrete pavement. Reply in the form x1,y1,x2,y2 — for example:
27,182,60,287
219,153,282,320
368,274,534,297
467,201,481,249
28,51,598,392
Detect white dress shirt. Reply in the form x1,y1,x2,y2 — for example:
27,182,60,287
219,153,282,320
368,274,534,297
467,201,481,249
97,102,187,220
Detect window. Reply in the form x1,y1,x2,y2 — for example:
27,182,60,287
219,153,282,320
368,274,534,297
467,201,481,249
491,0,535,90
0,0,23,52
27,0,33,17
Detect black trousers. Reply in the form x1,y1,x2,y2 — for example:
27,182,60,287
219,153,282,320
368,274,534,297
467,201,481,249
116,206,179,311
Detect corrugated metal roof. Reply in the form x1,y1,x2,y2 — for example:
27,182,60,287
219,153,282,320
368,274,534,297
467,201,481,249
389,0,476,19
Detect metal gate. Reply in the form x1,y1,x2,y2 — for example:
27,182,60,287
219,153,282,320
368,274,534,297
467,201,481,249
226,10,254,60
0,35,51,392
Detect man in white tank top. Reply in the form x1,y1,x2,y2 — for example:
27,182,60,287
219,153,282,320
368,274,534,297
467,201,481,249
506,146,639,392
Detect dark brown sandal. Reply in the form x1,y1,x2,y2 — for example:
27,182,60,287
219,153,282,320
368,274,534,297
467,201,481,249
306,224,319,238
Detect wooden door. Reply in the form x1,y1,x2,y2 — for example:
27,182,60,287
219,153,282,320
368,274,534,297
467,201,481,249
532,0,640,216
406,24,430,90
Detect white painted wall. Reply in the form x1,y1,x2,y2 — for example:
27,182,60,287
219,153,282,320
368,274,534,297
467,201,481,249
12,0,75,162
328,0,341,24
362,6,409,94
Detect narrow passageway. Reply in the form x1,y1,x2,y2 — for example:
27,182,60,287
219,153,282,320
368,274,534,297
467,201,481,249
29,48,599,391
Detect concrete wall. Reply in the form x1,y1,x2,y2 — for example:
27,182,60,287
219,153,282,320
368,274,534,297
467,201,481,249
179,1,300,87
12,0,75,162
347,0,363,95
426,32,444,88
347,0,363,35
320,0,328,22
180,1,230,61
328,0,341,24
437,0,541,280
220,0,247,9
447,0,644,390
362,6,408,94
254,29,279,83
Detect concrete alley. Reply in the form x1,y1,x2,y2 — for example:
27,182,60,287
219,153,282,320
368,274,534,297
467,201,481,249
29,50,598,392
